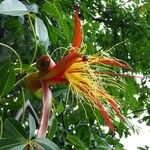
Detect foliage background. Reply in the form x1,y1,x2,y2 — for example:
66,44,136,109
0,0,150,149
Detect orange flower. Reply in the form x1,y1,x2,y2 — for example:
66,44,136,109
25,7,130,134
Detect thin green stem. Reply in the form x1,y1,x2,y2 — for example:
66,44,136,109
0,42,23,72
21,88,26,124
26,14,38,71
0,117,3,137
25,0,30,3
64,86,71,114
91,106,101,128
80,101,88,119
13,74,28,88
50,47,69,57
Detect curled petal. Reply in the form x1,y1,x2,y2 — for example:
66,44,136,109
94,71,144,79
36,55,56,72
98,58,131,69
95,100,115,133
77,84,115,133
25,56,56,92
25,72,41,92
41,52,81,81
107,98,125,121
97,87,125,121
70,7,82,52
43,76,68,85
88,57,131,69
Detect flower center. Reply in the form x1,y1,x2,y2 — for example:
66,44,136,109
36,55,50,72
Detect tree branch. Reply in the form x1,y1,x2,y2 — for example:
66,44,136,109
126,108,150,117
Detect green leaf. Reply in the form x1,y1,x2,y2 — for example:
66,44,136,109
75,125,90,147
0,61,10,80
10,144,26,150
29,113,36,139
47,115,58,140
35,17,50,50
53,88,68,98
0,138,22,150
66,133,86,149
0,117,2,137
35,138,61,150
56,101,64,113
42,1,70,40
1,68,15,97
0,47,9,62
92,131,111,150
0,0,27,16
0,61,16,97
1,119,29,149
3,118,27,139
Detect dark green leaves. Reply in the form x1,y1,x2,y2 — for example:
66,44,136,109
3,118,27,139
0,118,60,149
0,138,23,150
35,138,61,150
10,144,27,150
42,1,70,40
0,61,15,98
28,113,36,139
56,101,64,113
66,133,87,149
0,1,150,149
48,114,58,140
0,118,27,150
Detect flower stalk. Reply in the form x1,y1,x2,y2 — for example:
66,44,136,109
37,82,52,138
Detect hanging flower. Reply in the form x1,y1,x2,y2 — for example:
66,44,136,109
25,7,131,135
